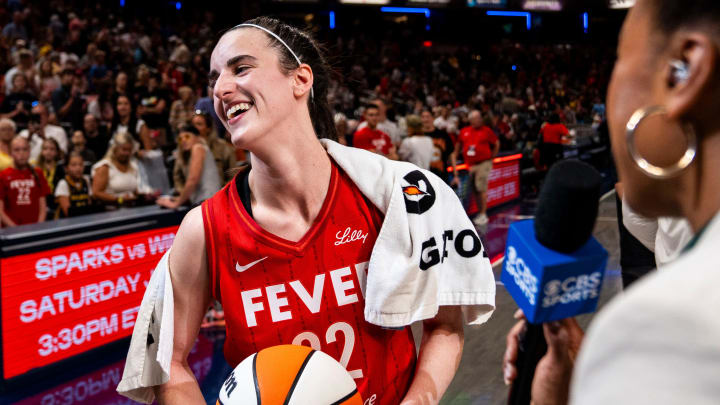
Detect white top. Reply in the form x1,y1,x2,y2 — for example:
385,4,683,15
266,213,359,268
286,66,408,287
113,119,146,137
622,199,693,267
398,135,434,170
571,213,720,405
19,125,69,161
55,175,92,197
185,143,221,205
91,158,148,197
434,116,459,134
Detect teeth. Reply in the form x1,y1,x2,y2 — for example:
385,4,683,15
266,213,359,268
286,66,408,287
227,102,252,119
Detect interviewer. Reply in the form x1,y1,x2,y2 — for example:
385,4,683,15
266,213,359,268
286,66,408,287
503,0,720,404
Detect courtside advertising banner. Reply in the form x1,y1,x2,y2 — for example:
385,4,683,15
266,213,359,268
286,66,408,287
1,226,178,379
487,154,521,208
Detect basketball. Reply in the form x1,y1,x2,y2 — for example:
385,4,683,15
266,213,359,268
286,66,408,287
217,344,363,405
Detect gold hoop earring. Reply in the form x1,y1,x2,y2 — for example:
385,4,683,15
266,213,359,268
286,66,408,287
625,106,697,179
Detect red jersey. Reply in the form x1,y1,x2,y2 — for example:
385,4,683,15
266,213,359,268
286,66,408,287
458,125,498,165
354,127,393,155
0,166,50,225
540,123,569,144
201,163,416,404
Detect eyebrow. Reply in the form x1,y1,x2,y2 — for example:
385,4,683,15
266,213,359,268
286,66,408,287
208,54,257,82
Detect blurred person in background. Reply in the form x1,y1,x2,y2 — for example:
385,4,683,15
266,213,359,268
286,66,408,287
0,136,50,226
2,11,28,43
538,112,569,169
399,114,433,170
354,103,398,159
503,1,720,403
190,111,235,185
112,71,132,101
451,111,499,226
91,132,150,209
4,49,34,95
55,151,94,218
356,97,402,145
434,104,459,136
333,112,350,146
110,96,147,151
160,125,221,209
169,86,196,135
422,108,454,180
68,130,96,172
51,68,85,130
19,102,68,160
0,118,16,171
31,137,64,213
137,72,169,149
0,73,33,130
35,57,60,98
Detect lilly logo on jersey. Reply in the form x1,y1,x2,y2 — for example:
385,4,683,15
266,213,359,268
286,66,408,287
335,227,368,246
501,219,608,324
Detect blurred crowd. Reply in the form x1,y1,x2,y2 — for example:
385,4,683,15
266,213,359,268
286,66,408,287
0,0,612,227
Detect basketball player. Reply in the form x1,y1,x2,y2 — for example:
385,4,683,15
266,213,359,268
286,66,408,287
155,18,464,404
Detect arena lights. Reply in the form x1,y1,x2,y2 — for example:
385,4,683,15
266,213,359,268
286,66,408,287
486,10,531,31
330,11,336,29
380,7,431,18
175,1,181,10
120,0,125,6
583,12,589,33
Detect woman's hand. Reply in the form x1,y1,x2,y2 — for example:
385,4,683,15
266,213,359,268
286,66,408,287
503,310,584,405
157,196,180,209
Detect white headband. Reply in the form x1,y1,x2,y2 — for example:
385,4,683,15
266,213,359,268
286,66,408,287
234,23,314,100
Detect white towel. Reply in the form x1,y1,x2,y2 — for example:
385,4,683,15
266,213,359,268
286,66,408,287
322,139,496,326
117,140,496,402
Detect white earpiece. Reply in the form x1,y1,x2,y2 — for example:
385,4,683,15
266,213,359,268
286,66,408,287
670,60,690,84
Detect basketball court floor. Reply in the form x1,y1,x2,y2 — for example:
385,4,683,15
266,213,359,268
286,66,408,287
0,195,624,405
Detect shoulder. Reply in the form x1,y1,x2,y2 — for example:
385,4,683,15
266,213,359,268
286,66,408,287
572,248,720,404
169,206,207,271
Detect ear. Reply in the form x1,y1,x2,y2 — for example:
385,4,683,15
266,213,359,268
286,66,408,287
665,32,718,121
292,63,314,99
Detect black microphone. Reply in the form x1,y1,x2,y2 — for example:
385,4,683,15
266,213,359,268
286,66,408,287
507,160,603,405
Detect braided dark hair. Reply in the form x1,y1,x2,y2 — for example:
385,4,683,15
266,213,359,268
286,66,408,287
226,17,337,141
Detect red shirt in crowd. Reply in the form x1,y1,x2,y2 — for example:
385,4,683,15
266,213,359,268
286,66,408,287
201,163,417,404
458,125,498,166
540,123,569,144
0,166,51,225
353,127,393,156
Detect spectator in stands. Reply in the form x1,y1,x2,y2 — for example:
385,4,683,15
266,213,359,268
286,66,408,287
194,85,225,137
87,81,115,127
2,11,28,42
55,151,94,218
32,137,64,213
399,114,433,170
113,71,132,101
354,104,398,159
434,104,459,136
0,73,33,130
451,110,499,226
356,97,402,145
91,132,149,209
422,108,454,180
20,102,68,160
84,113,111,161
0,118,16,171
110,95,148,151
538,112,569,169
191,111,235,185
4,49,34,95
169,86,195,135
137,72,169,148
0,136,50,226
35,58,60,99
51,68,85,130
69,130,96,172
161,125,220,209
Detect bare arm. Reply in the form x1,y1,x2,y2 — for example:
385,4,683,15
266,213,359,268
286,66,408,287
493,140,500,158
0,200,16,227
158,145,204,209
153,207,211,404
37,197,47,223
92,165,122,203
450,141,462,185
58,196,70,217
401,306,464,404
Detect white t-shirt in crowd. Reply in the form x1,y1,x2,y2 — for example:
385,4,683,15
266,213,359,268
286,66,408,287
19,125,69,161
91,158,149,197
357,119,403,145
398,136,434,170
55,175,92,197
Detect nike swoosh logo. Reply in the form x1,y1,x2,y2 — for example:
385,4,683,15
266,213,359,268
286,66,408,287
236,257,268,273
